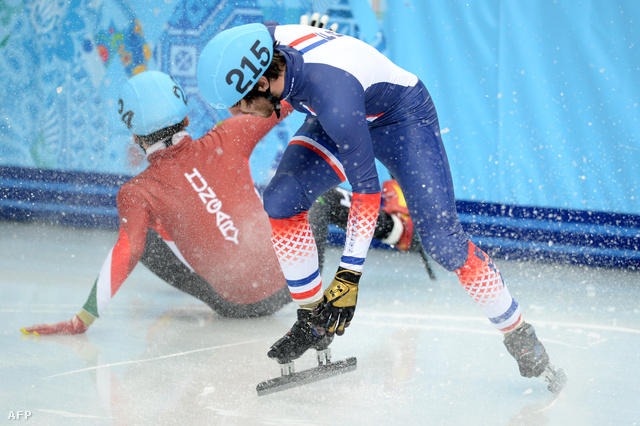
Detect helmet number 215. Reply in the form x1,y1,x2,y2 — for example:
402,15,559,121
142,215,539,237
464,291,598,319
225,39,272,95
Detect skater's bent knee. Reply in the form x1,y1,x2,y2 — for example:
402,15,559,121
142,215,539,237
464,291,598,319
422,235,469,271
264,174,312,219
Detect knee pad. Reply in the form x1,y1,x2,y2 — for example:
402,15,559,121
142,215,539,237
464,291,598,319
263,174,313,219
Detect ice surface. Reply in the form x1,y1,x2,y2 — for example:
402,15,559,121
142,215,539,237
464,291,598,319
1,221,639,425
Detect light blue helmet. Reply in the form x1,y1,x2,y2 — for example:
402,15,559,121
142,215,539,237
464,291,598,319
197,23,273,109
118,71,188,135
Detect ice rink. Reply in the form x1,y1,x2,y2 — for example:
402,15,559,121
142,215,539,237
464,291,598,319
2,220,639,425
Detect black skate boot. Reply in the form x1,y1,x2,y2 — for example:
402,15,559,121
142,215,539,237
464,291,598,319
267,309,333,364
504,322,549,378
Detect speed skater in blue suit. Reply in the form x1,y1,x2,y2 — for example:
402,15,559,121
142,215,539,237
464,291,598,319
196,20,566,392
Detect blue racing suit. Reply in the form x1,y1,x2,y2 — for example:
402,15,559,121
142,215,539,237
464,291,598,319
261,23,523,334
263,23,469,272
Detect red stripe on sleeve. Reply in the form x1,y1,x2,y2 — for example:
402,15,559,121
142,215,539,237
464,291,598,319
288,33,316,47
290,140,346,182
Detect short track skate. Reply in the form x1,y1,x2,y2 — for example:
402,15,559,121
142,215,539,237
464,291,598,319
542,364,567,395
256,348,357,396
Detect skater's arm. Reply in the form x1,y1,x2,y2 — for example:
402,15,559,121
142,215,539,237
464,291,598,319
221,101,293,158
80,186,151,321
312,191,380,337
289,69,381,336
21,185,152,335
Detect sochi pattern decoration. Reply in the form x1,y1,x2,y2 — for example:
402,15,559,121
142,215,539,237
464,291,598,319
0,0,360,179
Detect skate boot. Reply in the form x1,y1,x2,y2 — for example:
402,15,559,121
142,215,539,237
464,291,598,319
504,322,549,378
257,309,355,395
504,322,567,394
267,309,334,364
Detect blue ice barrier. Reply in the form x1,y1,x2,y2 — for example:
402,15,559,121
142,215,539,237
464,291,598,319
0,166,128,229
2,166,639,269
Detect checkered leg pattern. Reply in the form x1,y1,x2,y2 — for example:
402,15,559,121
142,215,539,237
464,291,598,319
270,212,323,306
455,241,523,333
340,192,381,272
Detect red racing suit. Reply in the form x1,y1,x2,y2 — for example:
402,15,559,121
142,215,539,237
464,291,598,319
81,105,294,319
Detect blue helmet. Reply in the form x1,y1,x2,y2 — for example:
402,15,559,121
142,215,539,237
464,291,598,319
197,23,273,109
118,71,188,135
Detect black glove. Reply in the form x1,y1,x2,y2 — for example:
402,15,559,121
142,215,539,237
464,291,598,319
313,267,361,337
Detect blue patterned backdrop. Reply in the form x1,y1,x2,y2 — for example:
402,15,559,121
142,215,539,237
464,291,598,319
0,0,377,184
1,0,639,217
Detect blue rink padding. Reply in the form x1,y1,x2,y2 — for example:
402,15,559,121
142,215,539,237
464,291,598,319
2,165,639,269
0,166,127,230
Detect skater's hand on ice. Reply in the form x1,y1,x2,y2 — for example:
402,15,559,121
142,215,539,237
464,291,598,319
21,311,94,336
314,268,361,337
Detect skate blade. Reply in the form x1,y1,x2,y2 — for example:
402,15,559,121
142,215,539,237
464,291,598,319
256,357,357,396
543,365,567,395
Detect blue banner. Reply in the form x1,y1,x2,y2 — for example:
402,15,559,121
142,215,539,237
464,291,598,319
1,0,639,217
382,0,640,215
